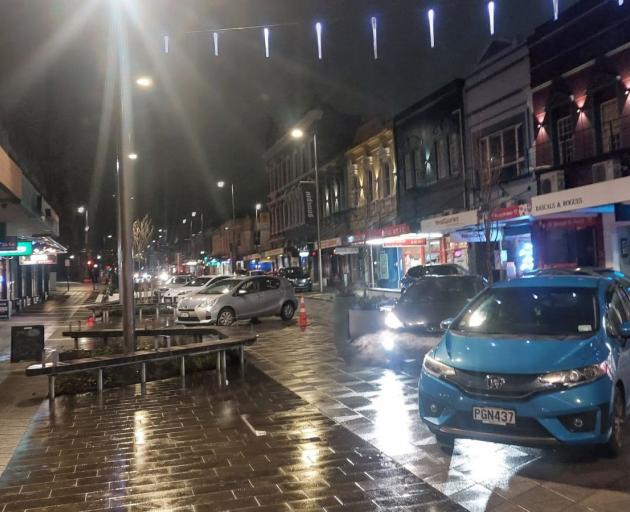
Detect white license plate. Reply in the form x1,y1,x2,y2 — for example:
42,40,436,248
179,312,189,318
472,406,516,426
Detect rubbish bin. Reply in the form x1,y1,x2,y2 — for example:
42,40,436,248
11,325,45,363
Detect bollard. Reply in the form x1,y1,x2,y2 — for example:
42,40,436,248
48,375,55,401
180,356,186,377
141,363,147,384
51,350,59,367
154,336,159,351
240,345,245,372
97,368,103,393
139,308,143,322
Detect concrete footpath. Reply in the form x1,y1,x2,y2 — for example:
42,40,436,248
0,284,94,475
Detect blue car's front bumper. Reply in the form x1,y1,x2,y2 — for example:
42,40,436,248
419,370,614,446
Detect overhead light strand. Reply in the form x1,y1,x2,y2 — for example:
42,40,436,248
315,22,323,60
371,17,378,59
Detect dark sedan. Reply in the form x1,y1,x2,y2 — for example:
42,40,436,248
278,267,313,292
400,263,468,290
386,275,486,332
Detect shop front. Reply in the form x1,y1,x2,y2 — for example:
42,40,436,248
530,176,630,270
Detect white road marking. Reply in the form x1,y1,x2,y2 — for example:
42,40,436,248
240,414,267,436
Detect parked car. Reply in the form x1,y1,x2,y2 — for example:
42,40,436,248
279,267,313,292
162,275,230,305
385,275,486,332
156,274,192,300
526,267,630,290
176,275,298,326
400,263,468,290
419,275,630,455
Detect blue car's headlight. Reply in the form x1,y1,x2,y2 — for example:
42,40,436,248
538,362,608,388
422,354,455,378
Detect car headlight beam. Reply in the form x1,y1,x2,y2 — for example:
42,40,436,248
385,311,404,330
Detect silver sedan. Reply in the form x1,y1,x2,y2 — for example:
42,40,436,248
175,276,297,326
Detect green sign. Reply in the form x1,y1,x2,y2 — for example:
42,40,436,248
0,241,33,257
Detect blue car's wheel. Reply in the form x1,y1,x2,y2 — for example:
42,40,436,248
604,388,625,457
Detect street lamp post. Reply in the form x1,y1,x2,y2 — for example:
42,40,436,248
111,2,137,353
255,203,262,253
291,128,323,293
218,181,237,272
77,206,89,251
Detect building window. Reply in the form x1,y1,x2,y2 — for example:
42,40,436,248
404,153,414,190
601,99,621,153
449,132,461,175
436,139,449,180
382,159,391,197
333,180,340,213
557,116,575,164
414,148,424,186
478,124,527,177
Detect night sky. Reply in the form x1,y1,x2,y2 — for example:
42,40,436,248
0,0,577,252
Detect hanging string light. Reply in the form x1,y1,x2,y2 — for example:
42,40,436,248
163,34,170,54
371,17,378,59
315,22,323,60
213,32,219,56
553,0,559,20
263,27,270,58
488,1,495,35
428,8,435,48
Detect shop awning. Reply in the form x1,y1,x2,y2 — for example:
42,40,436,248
531,176,630,217
319,237,341,250
420,210,479,233
263,248,284,258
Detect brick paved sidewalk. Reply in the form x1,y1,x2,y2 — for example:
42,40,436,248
0,365,464,512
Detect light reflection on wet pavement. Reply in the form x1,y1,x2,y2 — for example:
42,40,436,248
249,298,630,512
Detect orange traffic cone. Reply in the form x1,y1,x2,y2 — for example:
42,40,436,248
298,295,308,331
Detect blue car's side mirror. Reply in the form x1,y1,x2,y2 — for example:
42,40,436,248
620,321,630,339
440,318,454,331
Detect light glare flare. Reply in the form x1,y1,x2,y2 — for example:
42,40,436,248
213,32,219,56
128,153,138,160
553,0,559,20
291,128,304,139
428,9,435,48
135,76,153,88
488,1,495,35
163,34,169,54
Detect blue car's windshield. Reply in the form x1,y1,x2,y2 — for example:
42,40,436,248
452,287,598,337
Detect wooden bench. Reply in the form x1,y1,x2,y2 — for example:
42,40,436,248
26,330,256,400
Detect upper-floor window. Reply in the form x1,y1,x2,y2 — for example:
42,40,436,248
414,148,424,186
404,153,414,190
382,159,392,197
601,99,622,153
479,124,526,176
449,132,461,174
436,139,449,180
557,116,574,164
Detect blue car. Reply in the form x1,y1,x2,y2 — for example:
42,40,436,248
419,275,630,455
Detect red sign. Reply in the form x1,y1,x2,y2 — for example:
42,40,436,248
490,203,531,222
537,217,599,230
383,238,427,248
364,223,410,240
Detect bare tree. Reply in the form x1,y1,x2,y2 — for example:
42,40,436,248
132,215,154,266
475,147,503,285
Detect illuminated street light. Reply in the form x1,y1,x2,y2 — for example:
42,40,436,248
77,206,86,214
107,234,113,239
128,153,138,160
290,128,304,139
182,218,187,224
217,180,225,188
255,203,262,211
191,211,197,217
135,76,154,88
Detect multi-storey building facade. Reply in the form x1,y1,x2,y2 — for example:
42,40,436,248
263,106,360,276
528,0,630,271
